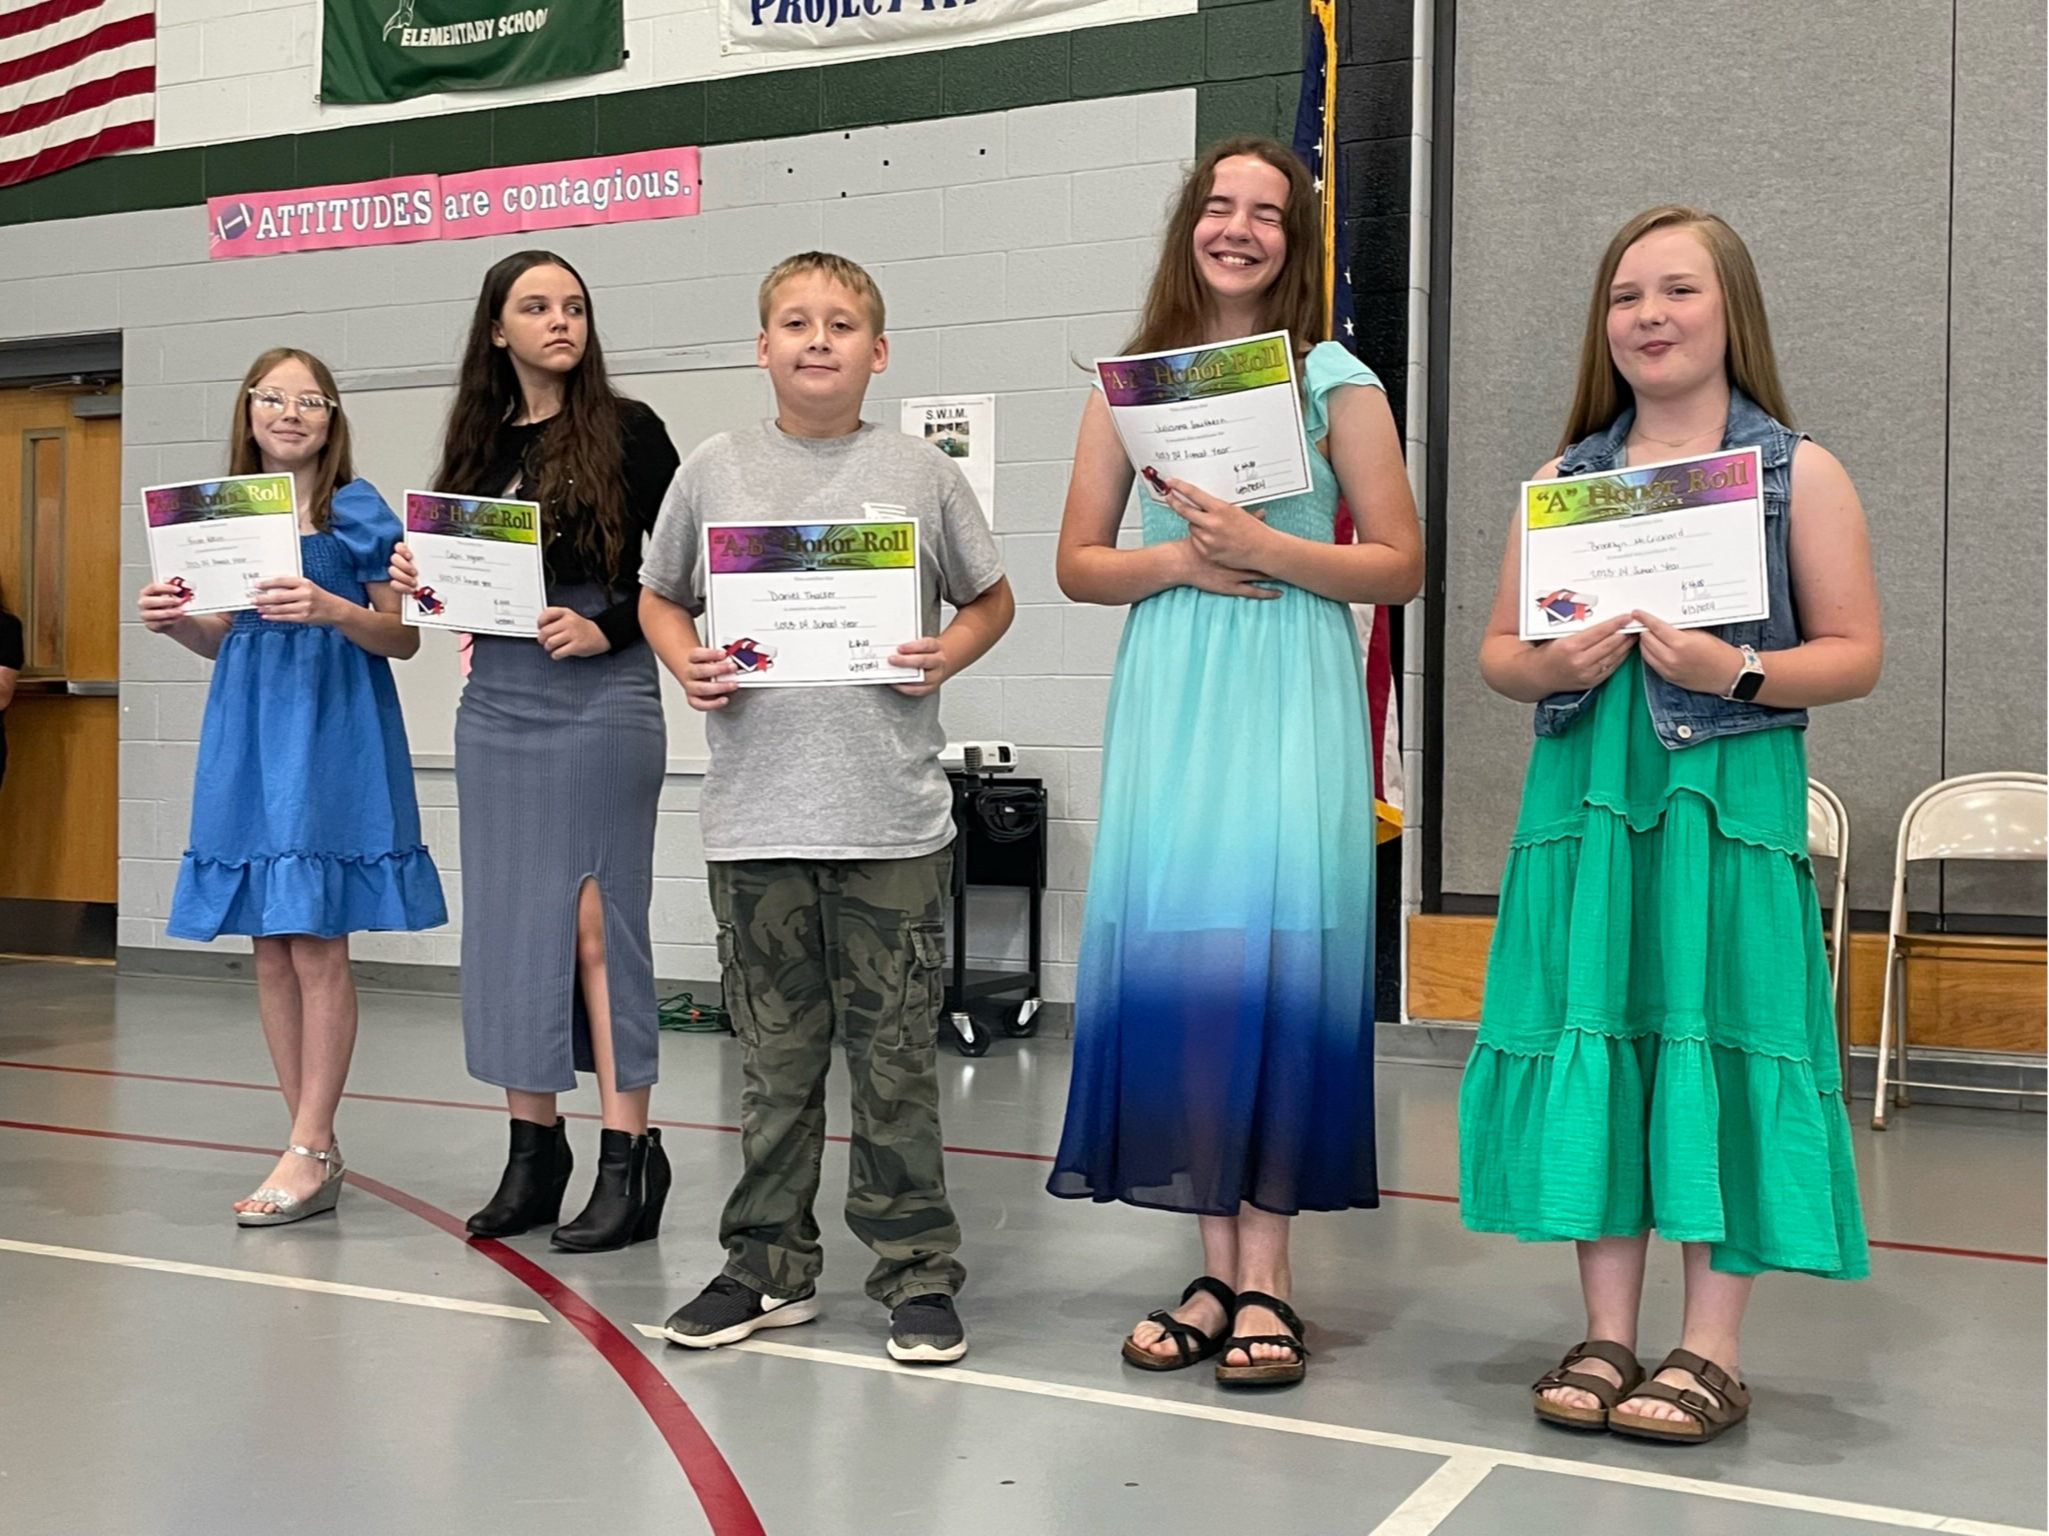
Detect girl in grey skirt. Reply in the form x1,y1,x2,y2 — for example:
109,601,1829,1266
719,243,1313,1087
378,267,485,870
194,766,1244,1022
392,250,680,1251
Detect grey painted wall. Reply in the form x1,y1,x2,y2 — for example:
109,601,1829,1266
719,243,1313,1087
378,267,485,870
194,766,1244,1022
1438,0,2045,914
1939,0,2048,915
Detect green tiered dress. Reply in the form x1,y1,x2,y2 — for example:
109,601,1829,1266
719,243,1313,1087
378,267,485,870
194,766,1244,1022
1457,652,1867,1278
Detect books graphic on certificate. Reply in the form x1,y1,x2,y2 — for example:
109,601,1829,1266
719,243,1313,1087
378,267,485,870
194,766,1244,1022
703,519,922,688
402,492,545,634
1094,330,1312,507
142,473,303,616
1518,447,1768,641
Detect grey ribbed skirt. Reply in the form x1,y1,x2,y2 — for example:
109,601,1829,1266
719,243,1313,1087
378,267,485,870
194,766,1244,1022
454,584,664,1093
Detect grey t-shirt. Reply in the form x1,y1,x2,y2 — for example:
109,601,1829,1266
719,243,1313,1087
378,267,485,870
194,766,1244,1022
641,419,1005,862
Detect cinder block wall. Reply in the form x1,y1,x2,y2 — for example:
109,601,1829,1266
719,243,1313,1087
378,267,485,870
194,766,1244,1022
0,0,1379,1005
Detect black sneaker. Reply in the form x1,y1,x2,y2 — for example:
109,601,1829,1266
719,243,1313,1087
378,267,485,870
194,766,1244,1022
887,1292,967,1364
661,1275,819,1350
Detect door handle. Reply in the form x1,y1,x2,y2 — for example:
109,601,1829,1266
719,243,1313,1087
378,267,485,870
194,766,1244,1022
64,680,119,697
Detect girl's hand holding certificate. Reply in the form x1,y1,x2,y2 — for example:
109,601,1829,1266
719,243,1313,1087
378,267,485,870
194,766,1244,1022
250,574,344,626
1149,473,1281,599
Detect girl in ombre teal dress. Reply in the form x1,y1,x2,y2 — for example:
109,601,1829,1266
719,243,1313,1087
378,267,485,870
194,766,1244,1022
1047,137,1422,1388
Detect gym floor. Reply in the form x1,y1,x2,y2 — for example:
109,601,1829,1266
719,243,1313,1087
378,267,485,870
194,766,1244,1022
2,959,2042,1536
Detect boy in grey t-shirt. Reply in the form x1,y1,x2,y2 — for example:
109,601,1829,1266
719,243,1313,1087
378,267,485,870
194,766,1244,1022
641,252,1013,1364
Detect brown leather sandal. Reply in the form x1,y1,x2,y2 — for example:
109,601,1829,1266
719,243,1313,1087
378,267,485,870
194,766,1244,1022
1607,1348,1751,1444
1530,1340,1645,1431
1120,1276,1236,1372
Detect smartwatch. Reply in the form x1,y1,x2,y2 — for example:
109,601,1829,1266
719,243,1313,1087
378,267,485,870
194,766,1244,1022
1724,644,1765,702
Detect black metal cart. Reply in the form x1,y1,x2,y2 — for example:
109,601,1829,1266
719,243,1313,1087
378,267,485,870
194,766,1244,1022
941,771,1046,1057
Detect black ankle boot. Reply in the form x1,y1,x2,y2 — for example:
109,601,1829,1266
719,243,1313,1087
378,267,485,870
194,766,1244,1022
551,1127,669,1253
466,1116,573,1238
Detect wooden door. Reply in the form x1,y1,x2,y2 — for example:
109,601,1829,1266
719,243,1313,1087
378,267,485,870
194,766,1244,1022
0,386,121,929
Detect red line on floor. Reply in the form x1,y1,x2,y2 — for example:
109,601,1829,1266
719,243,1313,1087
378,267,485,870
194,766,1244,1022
6,1060,2044,1262
0,1115,768,1536
1868,1238,2048,1265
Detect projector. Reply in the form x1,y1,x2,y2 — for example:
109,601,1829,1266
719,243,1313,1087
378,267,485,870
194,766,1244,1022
940,740,1017,773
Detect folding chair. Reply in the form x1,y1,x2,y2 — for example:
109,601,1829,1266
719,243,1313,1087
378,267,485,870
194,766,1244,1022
1872,772,2049,1129
1806,779,1851,1103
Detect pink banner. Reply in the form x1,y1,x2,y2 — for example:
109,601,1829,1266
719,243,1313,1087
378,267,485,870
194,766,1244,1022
205,147,700,261
440,148,699,239
209,176,441,259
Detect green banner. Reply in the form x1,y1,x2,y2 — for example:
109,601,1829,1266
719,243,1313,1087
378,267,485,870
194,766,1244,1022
320,0,623,106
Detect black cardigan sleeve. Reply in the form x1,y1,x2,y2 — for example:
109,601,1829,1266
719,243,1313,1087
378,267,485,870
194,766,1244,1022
591,402,682,653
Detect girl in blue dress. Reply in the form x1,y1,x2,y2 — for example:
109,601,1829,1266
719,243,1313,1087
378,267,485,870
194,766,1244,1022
137,348,446,1226
1047,138,1423,1386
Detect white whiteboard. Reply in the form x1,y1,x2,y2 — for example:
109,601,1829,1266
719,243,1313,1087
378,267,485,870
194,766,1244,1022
344,367,772,770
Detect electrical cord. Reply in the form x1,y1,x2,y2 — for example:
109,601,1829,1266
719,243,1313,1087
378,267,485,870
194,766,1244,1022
657,990,731,1033
970,784,1042,844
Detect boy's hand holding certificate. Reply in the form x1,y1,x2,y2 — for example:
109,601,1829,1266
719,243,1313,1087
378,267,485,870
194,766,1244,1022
143,474,302,615
703,519,922,688
402,492,545,634
1518,448,1768,641
1095,331,1312,506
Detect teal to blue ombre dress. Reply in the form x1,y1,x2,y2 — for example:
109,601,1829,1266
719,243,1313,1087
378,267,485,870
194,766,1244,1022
1048,342,1382,1216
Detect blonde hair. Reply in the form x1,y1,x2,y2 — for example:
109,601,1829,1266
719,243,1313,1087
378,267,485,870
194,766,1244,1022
1124,137,1323,361
1559,206,1796,453
757,252,886,334
229,348,354,532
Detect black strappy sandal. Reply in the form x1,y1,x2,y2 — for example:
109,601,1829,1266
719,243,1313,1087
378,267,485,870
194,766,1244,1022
1214,1290,1309,1388
1120,1276,1237,1373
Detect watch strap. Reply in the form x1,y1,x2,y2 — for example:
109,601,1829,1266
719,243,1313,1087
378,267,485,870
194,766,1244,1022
1725,644,1764,702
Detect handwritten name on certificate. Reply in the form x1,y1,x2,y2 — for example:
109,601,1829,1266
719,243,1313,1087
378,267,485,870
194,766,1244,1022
703,520,922,688
1518,447,1769,641
402,492,545,634
1095,330,1312,506
143,473,303,615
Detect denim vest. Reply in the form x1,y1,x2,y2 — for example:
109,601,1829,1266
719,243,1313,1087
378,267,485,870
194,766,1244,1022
1533,388,1808,749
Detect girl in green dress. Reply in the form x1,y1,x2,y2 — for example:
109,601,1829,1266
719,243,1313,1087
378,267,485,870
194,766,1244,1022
1458,206,1882,1444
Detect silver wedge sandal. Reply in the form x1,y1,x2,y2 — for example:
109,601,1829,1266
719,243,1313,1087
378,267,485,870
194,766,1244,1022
236,1139,344,1227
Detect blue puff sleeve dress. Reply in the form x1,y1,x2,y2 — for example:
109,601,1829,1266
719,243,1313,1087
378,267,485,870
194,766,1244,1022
1048,342,1382,1215
167,478,446,940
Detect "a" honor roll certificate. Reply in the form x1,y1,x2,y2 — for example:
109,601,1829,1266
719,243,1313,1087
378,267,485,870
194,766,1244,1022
402,492,545,634
1095,330,1312,507
1518,447,1768,641
702,519,922,688
143,473,302,615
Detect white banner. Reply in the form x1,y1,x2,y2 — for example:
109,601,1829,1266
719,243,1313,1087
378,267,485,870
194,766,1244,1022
723,0,1124,53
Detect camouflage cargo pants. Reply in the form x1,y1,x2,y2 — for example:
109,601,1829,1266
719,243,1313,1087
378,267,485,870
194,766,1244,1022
708,848,966,1306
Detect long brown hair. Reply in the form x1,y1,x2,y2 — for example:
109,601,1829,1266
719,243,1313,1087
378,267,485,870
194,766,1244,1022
1558,205,1795,453
1123,137,1324,358
229,348,354,531
433,250,630,584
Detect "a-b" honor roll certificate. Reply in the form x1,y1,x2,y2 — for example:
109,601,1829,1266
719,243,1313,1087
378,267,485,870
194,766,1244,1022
143,473,302,615
402,492,545,634
1095,330,1312,507
1518,447,1768,641
702,520,922,688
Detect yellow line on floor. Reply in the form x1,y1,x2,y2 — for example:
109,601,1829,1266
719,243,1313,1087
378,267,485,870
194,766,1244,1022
632,1327,2043,1536
0,1237,549,1323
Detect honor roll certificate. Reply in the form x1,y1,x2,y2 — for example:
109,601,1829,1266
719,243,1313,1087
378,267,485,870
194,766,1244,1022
1518,447,1768,641
703,520,922,688
401,492,545,634
1095,330,1312,506
143,474,302,615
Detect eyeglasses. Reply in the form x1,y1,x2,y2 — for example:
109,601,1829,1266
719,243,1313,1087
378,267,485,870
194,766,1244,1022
248,388,339,418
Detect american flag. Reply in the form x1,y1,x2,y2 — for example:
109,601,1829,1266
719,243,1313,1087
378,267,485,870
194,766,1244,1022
1292,0,1403,845
1,0,155,190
